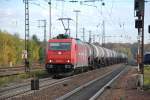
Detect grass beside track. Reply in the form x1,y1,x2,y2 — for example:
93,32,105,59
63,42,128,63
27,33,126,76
144,65,150,90
0,70,48,87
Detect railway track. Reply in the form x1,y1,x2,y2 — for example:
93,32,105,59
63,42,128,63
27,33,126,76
0,64,112,99
0,63,42,71
0,64,127,100
57,65,128,100
0,77,71,100
1,67,95,100
0,64,44,77
0,66,100,100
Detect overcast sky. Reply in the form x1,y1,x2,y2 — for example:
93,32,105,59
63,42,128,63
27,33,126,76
0,0,150,44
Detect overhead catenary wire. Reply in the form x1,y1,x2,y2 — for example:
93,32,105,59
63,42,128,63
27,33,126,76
6,0,135,43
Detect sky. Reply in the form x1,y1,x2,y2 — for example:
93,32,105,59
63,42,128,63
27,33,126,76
0,0,150,44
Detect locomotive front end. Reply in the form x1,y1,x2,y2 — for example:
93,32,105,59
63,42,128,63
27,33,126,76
46,39,74,74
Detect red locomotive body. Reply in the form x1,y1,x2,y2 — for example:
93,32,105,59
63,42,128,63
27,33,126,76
45,34,127,76
45,38,88,74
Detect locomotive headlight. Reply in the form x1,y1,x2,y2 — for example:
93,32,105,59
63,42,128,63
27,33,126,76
67,60,70,63
49,60,52,63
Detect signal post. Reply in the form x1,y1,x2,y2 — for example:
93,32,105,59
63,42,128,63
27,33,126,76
134,0,145,87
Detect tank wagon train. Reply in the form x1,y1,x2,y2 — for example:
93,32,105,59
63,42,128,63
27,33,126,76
45,34,127,75
144,52,150,65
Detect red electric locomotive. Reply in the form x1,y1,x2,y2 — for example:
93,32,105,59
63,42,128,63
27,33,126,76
45,34,88,75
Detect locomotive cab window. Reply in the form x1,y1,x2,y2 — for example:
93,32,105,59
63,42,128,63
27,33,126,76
49,42,71,50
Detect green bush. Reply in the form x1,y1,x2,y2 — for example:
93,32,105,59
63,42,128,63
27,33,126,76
144,66,150,89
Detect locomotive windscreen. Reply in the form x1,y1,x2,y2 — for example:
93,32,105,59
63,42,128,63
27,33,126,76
49,42,71,50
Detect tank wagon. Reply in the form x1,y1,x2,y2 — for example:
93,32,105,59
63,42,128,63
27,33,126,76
45,34,127,75
144,52,150,65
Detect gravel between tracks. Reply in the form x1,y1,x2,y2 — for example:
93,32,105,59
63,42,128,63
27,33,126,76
97,66,150,100
11,64,124,100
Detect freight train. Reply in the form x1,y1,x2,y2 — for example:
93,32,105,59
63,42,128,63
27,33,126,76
45,34,127,75
144,52,150,65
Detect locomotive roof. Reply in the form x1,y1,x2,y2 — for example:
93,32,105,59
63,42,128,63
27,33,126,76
48,38,83,42
48,38,73,42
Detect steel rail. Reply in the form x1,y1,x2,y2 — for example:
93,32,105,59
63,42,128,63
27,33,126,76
57,65,127,100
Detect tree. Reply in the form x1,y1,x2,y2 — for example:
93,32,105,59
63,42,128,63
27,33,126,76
39,47,44,64
0,31,41,67
32,34,40,45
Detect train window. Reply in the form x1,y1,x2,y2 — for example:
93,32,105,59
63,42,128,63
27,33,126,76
49,42,71,50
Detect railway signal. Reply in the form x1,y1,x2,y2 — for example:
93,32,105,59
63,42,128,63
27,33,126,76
134,0,145,87
134,0,144,11
135,19,143,28
22,50,27,59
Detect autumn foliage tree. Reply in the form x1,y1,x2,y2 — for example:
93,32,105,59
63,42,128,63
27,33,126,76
0,30,42,68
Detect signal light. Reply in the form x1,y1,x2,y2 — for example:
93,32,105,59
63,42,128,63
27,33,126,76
134,0,144,11
134,0,139,10
136,11,141,17
135,19,143,28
